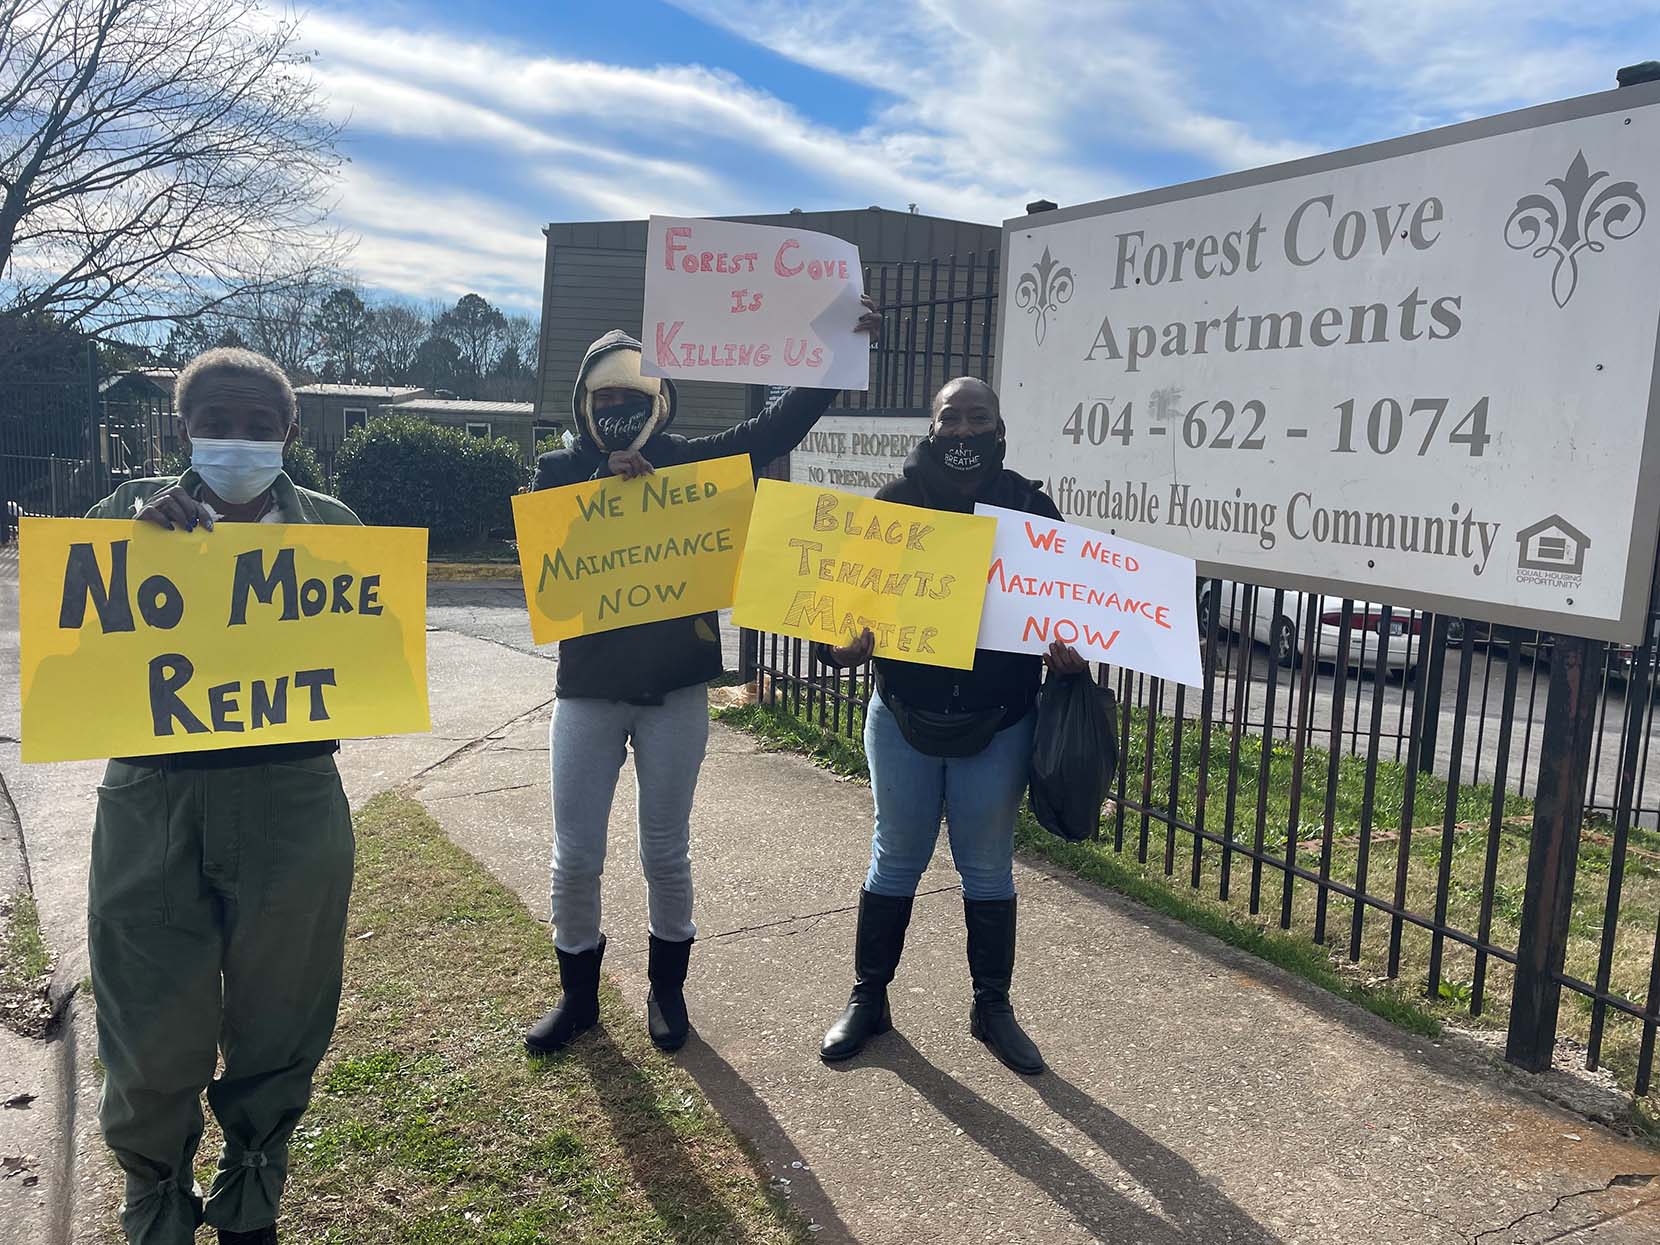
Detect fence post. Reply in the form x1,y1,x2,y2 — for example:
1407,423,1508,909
739,626,758,684
1414,614,1450,774
1504,633,1605,1072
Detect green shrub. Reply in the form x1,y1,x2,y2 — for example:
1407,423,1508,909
161,439,326,492
335,414,524,548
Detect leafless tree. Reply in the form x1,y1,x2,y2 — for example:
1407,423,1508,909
365,299,428,385
202,258,334,375
0,0,349,339
503,313,538,372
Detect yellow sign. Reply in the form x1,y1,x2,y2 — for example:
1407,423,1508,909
732,479,995,669
512,454,756,645
19,518,430,763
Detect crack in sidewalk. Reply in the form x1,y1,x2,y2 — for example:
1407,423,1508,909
608,885,964,955
427,782,538,801
406,695,557,786
1472,1173,1659,1244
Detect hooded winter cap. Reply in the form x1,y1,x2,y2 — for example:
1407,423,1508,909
572,330,677,452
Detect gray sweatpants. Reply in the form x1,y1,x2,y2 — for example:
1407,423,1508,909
549,685,710,953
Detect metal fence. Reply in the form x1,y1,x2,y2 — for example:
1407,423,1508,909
831,252,1000,415
1,341,104,539
740,259,1660,1097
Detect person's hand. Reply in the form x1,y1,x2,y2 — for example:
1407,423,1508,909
832,627,875,666
1045,641,1088,676
855,294,881,342
608,449,655,479
135,484,214,532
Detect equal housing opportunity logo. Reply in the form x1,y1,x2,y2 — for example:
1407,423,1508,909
1515,514,1590,589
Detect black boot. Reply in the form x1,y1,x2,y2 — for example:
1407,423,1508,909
646,934,694,1051
964,898,1044,1075
218,1229,278,1244
820,890,913,1062
525,936,605,1055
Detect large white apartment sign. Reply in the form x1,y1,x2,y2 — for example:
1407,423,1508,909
998,83,1660,643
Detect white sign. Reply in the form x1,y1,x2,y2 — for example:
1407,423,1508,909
643,216,869,391
789,413,931,496
997,85,1660,643
975,506,1203,686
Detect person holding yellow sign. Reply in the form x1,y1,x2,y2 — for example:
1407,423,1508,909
81,348,360,1245
525,307,877,1057
818,377,1085,1076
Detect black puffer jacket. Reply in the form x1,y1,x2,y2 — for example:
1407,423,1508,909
871,445,1061,728
534,330,835,702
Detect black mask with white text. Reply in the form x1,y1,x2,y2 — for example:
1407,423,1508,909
592,395,654,451
925,430,1004,482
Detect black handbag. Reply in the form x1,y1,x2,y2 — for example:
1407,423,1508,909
884,689,1007,758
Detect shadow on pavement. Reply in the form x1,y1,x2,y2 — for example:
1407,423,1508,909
675,1036,858,1243
850,1032,1284,1245
577,1026,853,1243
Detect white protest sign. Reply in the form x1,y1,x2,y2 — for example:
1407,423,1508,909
974,505,1203,686
642,215,869,391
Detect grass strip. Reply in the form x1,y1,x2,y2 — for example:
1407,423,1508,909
0,890,54,1038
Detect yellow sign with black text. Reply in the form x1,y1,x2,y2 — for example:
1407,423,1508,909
511,454,756,645
731,479,995,669
19,518,430,763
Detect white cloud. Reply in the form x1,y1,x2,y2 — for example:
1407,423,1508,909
329,166,545,311
291,1,1650,310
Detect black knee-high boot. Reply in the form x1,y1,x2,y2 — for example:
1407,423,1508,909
964,898,1044,1075
820,890,913,1062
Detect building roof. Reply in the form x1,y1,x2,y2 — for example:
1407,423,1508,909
543,205,991,233
391,399,536,416
294,384,424,398
99,368,178,396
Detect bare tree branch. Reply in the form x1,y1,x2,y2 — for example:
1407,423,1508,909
0,0,349,340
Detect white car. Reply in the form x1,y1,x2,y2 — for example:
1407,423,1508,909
1197,582,1421,674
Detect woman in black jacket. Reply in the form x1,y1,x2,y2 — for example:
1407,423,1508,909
818,376,1084,1075
526,310,876,1058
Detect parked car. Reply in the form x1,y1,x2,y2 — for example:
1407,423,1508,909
1197,582,1421,674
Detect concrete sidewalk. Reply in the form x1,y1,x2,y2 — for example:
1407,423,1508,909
414,681,1660,1244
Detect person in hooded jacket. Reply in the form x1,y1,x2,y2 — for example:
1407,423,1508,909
525,307,878,1056
817,376,1085,1076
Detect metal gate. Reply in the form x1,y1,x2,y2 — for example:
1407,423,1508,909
0,339,104,540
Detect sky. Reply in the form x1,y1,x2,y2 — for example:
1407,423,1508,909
296,0,1660,315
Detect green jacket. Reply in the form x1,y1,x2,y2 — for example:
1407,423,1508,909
86,470,362,526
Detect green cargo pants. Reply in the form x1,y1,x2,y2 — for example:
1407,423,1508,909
87,751,355,1244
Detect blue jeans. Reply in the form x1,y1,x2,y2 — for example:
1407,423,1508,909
863,690,1035,901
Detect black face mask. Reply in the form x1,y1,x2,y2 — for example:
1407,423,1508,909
925,430,1004,481
591,395,654,450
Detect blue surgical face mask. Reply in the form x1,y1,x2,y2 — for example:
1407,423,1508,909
190,438,286,504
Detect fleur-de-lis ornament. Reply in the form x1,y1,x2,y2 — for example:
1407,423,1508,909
1504,150,1646,308
1015,246,1074,345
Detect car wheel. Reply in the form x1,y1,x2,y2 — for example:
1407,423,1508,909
1272,616,1298,668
